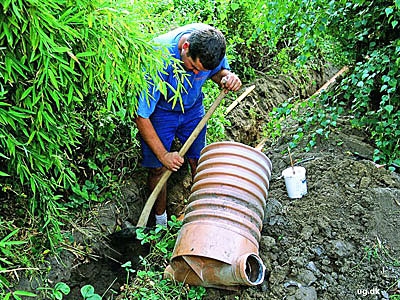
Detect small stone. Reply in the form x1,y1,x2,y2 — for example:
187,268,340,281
331,240,355,257
261,236,276,250
300,225,314,240
306,261,319,274
296,269,317,286
312,246,325,257
287,286,317,300
359,176,371,189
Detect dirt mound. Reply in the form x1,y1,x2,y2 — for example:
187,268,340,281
238,126,400,300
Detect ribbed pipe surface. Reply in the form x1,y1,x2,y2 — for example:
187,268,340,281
166,141,272,289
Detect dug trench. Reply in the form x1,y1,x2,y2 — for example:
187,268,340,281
18,65,400,299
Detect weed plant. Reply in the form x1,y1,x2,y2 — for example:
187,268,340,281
118,216,206,300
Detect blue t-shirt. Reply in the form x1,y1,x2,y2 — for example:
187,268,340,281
137,23,230,118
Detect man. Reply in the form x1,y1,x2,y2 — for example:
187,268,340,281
135,23,242,226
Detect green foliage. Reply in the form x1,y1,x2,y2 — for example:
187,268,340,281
263,1,399,166
340,42,400,164
123,266,206,300
0,224,34,300
294,93,343,152
265,100,296,141
37,282,101,300
136,216,182,260
264,90,345,154
202,81,231,143
1,290,37,300
210,0,347,77
37,282,70,300
0,0,166,245
81,285,101,300
0,2,186,298
0,228,27,267
330,0,400,164
326,0,400,60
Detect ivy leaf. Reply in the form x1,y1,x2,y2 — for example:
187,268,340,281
231,3,240,10
316,128,324,135
81,285,95,298
385,7,393,16
54,282,70,295
384,105,394,113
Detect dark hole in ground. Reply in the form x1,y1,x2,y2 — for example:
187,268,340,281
64,233,150,299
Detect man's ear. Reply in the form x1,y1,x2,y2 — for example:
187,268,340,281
183,41,190,50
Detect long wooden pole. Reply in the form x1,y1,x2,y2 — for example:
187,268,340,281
136,86,256,227
136,90,227,227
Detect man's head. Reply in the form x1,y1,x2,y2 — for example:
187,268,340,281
185,26,226,71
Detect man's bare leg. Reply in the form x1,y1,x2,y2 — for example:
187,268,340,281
188,158,198,181
148,166,168,225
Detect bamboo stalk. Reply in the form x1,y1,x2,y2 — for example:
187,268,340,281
225,85,255,115
312,66,349,96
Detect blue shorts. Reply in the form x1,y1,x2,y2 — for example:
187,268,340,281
139,104,206,168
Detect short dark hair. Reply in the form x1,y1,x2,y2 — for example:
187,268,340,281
187,26,226,70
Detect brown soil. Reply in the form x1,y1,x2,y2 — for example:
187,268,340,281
17,66,400,299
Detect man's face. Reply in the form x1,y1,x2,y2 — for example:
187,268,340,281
181,42,207,75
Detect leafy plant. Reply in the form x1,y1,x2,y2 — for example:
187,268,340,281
81,285,101,300
37,282,70,300
1,290,37,300
0,222,40,300
136,216,182,261
120,216,206,299
202,81,231,144
0,0,192,298
340,42,400,164
0,228,27,266
0,0,183,271
121,261,136,286
264,100,296,142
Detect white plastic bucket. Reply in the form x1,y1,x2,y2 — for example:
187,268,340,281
282,166,307,199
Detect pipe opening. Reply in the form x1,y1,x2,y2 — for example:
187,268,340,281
245,254,265,284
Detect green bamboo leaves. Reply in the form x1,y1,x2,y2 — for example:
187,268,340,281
0,0,166,237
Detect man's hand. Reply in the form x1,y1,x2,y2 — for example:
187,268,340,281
160,151,184,172
221,72,242,92
136,116,184,172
